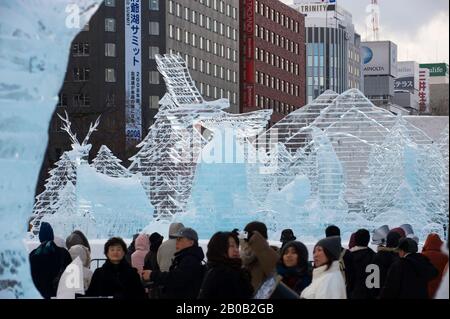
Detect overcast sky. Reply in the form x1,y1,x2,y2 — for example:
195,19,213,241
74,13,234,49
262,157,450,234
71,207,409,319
281,0,449,64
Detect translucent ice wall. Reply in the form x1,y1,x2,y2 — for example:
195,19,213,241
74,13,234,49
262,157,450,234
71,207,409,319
0,0,101,298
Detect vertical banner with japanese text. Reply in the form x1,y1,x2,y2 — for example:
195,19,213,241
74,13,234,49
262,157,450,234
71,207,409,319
125,0,142,147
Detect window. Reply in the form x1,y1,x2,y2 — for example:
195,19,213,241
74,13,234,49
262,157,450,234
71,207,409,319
232,7,237,19
149,46,159,59
149,96,159,109
149,71,159,84
168,0,174,14
206,39,211,52
185,31,189,44
73,94,90,107
206,17,211,30
72,43,89,56
106,93,115,107
149,0,159,10
199,37,204,49
192,10,196,24
184,7,189,20
105,0,115,7
149,22,159,35
105,68,115,82
105,18,116,32
232,29,237,41
105,43,116,57
176,27,181,41
227,26,231,38
169,24,174,38
57,93,67,107
227,4,231,16
199,14,204,27
176,3,181,17
73,67,90,81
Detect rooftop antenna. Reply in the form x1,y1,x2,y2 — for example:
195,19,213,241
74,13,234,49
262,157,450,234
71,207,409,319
370,0,380,41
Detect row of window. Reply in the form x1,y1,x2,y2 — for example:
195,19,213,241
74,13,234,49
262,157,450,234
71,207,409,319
255,0,300,33
105,0,159,11
168,49,238,84
255,71,300,97
56,92,115,108
255,25,300,55
198,83,238,104
169,2,238,41
103,18,162,36
170,0,238,20
72,67,116,82
73,42,162,61
168,25,238,62
255,94,297,115
255,47,300,76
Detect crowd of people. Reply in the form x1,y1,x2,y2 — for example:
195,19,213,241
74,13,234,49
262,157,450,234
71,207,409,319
28,221,449,299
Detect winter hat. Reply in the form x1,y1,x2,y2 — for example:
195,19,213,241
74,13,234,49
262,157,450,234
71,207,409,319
66,230,91,251
244,221,268,240
168,222,185,239
39,222,54,243
315,236,342,261
386,231,402,248
390,227,406,238
280,241,309,270
422,233,443,252
280,229,296,243
173,227,199,243
372,225,390,246
354,229,371,247
325,225,340,237
397,237,418,254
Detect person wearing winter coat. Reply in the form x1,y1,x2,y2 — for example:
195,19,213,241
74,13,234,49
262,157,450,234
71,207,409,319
422,233,449,298
300,236,347,299
68,244,93,291
143,232,164,272
348,229,375,299
65,230,91,252
435,238,449,299
241,221,279,292
280,229,296,249
143,227,206,299
276,241,312,295
86,237,145,299
371,230,401,298
125,233,139,265
131,233,150,275
198,231,253,299
29,222,73,299
157,222,185,272
325,225,354,293
380,238,438,299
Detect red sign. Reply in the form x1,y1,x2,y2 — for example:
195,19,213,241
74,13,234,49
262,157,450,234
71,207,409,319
245,0,254,34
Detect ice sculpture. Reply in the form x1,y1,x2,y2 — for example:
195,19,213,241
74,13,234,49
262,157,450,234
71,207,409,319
0,0,102,298
129,54,272,220
92,145,132,178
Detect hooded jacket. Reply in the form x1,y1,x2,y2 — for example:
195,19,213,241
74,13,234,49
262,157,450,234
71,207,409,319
422,234,449,298
348,246,375,299
157,223,184,272
241,231,279,292
300,261,347,299
380,253,439,299
151,245,205,299
131,234,149,274
68,244,93,290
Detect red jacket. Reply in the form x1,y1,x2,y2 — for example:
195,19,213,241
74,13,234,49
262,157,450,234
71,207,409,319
422,233,448,298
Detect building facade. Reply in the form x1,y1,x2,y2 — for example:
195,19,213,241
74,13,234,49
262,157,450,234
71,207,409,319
240,0,306,125
420,63,449,116
393,61,420,114
361,40,398,107
291,0,363,103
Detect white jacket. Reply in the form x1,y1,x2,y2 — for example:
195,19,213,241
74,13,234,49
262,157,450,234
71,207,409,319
300,261,347,299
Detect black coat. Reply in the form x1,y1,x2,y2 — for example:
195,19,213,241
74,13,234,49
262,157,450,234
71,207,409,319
29,241,72,299
151,245,205,299
340,248,354,295
371,247,400,298
86,259,145,299
143,251,159,272
348,247,375,299
380,253,439,299
198,262,254,299
277,264,312,295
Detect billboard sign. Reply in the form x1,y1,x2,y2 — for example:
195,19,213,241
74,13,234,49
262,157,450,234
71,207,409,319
394,77,414,91
125,0,143,147
419,63,449,77
361,41,397,77
395,61,419,91
418,68,430,113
